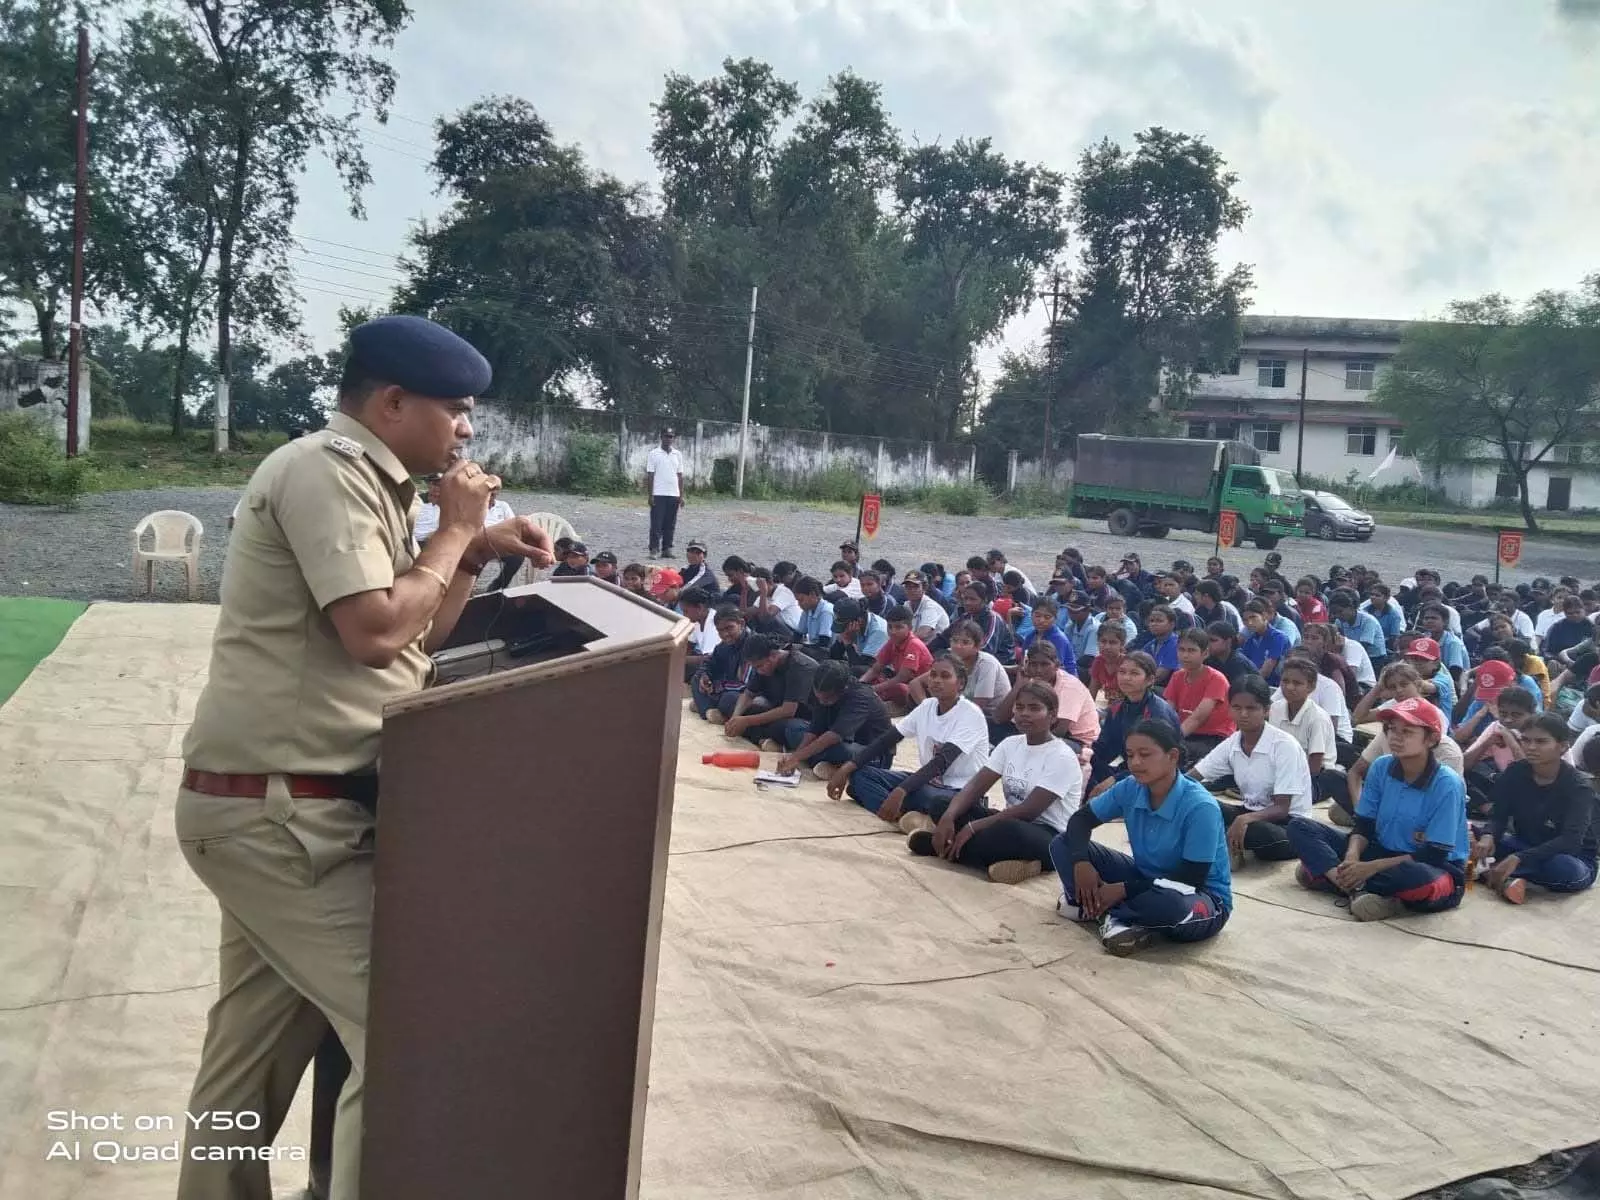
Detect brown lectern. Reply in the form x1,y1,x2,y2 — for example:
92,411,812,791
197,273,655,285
359,577,690,1199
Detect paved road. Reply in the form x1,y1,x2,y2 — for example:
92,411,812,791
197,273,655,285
3,487,1593,604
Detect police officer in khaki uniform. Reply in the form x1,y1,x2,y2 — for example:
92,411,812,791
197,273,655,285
173,315,553,1200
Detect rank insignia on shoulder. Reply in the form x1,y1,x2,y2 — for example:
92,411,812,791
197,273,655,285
328,435,364,459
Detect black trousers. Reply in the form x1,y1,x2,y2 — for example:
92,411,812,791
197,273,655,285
1217,800,1297,861
649,495,680,554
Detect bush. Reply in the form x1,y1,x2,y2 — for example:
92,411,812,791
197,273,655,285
0,414,91,504
1003,482,1067,517
562,431,626,494
923,481,990,516
711,456,737,495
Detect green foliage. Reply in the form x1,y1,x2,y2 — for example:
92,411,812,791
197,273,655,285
1294,471,1448,511
561,431,627,494
1375,275,1600,533
1043,128,1251,447
80,418,280,491
711,456,738,495
1002,482,1067,517
0,1,157,356
0,413,89,504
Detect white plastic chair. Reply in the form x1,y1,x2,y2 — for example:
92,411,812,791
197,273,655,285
523,511,579,583
132,510,203,600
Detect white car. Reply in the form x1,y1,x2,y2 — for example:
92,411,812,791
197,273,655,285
1301,490,1375,541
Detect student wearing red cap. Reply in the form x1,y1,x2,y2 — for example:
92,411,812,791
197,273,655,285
1400,635,1457,724
1286,697,1470,921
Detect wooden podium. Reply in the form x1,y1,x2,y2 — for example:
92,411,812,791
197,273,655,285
358,578,691,1199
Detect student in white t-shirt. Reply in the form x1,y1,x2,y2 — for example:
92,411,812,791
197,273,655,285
1270,659,1340,801
909,618,1008,715
1190,674,1313,866
645,427,685,559
905,679,1083,884
829,654,990,827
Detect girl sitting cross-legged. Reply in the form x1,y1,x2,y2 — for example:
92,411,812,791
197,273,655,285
1475,714,1598,903
1050,720,1233,957
1286,696,1470,922
829,653,991,830
904,680,1084,885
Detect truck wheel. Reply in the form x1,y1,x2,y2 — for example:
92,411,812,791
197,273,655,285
1253,534,1280,550
1107,508,1138,537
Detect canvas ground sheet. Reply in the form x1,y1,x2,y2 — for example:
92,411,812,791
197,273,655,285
2,601,1597,1200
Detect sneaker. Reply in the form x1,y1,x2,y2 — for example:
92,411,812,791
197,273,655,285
1099,915,1154,957
1500,877,1527,905
811,763,837,782
1349,891,1402,922
1056,896,1096,923
906,830,936,856
706,710,726,725
898,812,936,836
1295,863,1321,891
1328,804,1354,828
759,738,783,753
987,860,1043,885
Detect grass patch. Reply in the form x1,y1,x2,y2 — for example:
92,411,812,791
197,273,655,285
82,419,283,492
0,597,87,706
1367,509,1600,541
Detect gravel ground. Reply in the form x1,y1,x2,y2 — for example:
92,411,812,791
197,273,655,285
2,486,1596,604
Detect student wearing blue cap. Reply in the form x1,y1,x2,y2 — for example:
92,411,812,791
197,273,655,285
172,314,556,1200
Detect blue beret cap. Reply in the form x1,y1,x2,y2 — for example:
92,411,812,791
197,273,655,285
347,314,491,398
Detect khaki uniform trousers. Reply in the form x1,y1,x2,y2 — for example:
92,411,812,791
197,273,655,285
174,778,373,1200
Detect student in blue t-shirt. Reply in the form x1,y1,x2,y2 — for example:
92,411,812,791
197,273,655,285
1286,697,1469,922
1330,589,1390,673
1142,604,1181,685
1419,603,1470,686
1240,600,1290,685
1051,718,1232,956
1017,596,1077,676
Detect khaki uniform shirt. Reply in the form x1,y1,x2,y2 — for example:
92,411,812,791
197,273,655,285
182,412,433,774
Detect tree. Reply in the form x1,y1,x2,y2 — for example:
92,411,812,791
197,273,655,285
1047,127,1252,446
166,0,410,449
888,139,1067,440
1376,277,1600,532
395,97,675,408
0,1,155,356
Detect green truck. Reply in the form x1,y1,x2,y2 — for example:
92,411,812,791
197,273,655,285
1069,435,1306,549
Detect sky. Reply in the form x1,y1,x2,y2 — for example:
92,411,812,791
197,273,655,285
288,0,1600,383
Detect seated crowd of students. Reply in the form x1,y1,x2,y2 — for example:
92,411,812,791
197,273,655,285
614,535,1600,957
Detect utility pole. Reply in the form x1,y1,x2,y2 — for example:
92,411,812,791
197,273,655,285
1042,270,1064,470
735,285,758,498
66,24,90,458
1293,347,1308,483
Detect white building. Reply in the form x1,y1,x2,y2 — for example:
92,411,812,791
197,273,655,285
1178,315,1414,487
1177,315,1600,512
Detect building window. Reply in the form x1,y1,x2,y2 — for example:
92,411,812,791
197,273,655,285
1257,358,1287,388
1389,427,1411,457
1346,425,1377,456
1215,420,1240,441
1252,422,1282,453
1345,360,1376,390
1186,420,1209,439
1495,472,1518,500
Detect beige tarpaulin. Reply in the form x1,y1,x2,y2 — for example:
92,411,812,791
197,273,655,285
3,602,1599,1200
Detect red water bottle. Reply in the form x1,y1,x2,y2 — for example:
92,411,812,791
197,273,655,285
702,750,760,769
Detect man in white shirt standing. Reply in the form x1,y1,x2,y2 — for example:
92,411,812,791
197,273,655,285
645,427,685,560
